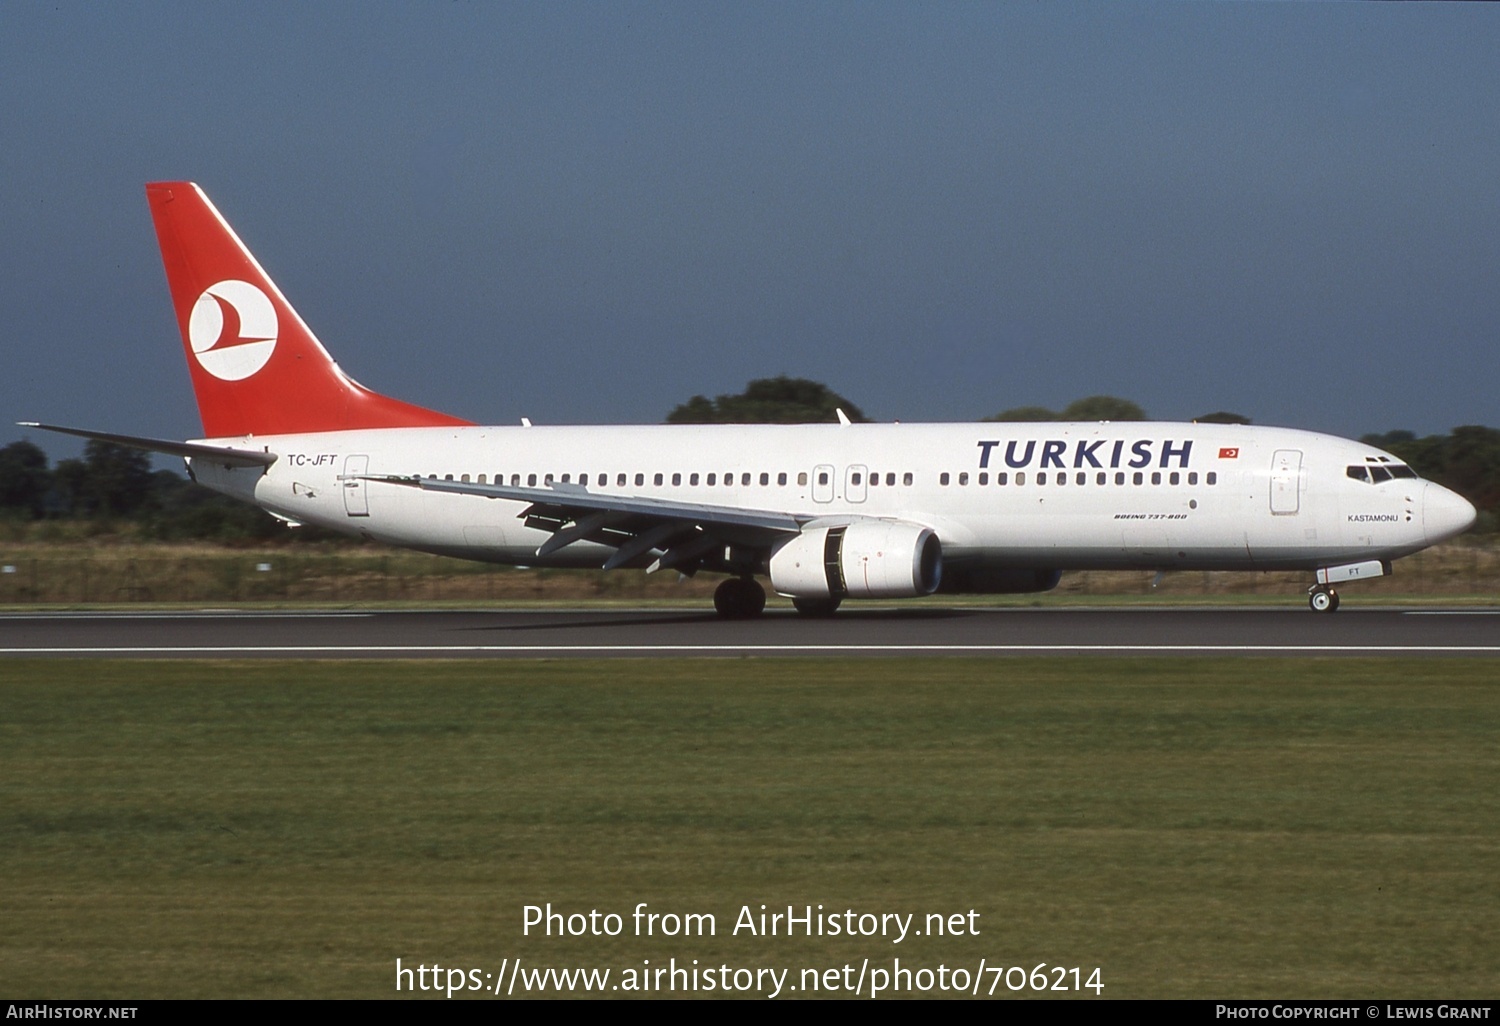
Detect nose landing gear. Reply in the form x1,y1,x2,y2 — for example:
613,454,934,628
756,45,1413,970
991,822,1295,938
1308,585,1340,613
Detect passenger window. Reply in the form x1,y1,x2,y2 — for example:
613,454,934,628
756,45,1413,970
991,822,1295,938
1188,472,1198,485
997,472,1008,485
618,473,627,487
635,473,644,486
941,473,951,486
445,473,453,481
760,472,769,486
818,472,829,486
527,474,537,486
779,472,788,485
672,473,682,486
977,472,988,485
851,472,862,486
1151,472,1161,485
1133,472,1143,485
1037,472,1047,485
1206,472,1217,485
690,473,699,486
958,472,968,485
544,473,554,484
707,473,716,486
461,473,470,482
561,474,570,483
511,474,521,486
1169,472,1179,485
654,473,663,486
1078,472,1087,485
1115,472,1125,485
1096,472,1106,485
1016,472,1026,485
886,473,895,486
1056,472,1065,486
799,472,809,486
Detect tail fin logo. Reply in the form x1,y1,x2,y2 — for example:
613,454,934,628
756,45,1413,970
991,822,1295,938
187,280,278,381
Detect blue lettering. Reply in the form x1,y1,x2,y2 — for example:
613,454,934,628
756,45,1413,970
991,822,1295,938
1074,440,1104,468
1040,440,1067,468
1109,440,1125,468
977,440,1000,469
1159,440,1193,468
1004,440,1035,469
1128,440,1153,468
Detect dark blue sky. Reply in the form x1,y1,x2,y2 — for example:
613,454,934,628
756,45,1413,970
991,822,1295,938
4,3,1498,459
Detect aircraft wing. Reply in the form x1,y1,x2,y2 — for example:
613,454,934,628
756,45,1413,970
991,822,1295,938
18,422,278,468
364,474,817,572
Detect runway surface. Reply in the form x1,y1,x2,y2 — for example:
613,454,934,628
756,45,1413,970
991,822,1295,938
0,606,1497,658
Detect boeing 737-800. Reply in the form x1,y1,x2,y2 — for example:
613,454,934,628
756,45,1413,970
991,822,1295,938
22,183,1478,616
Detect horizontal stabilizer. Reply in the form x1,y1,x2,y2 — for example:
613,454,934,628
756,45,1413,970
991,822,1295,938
17,422,278,468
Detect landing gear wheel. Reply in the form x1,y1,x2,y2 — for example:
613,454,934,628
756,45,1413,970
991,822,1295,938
714,577,767,619
792,597,842,618
1308,586,1340,613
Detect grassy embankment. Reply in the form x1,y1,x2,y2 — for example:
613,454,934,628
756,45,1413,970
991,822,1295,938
1,531,1497,607
3,657,1498,998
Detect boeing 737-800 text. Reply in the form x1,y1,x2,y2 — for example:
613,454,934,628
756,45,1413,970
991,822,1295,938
22,183,1478,616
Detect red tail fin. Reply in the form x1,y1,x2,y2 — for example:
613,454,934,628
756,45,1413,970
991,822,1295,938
147,182,472,437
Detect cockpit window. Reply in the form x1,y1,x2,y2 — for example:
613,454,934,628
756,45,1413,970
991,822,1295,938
1348,463,1418,483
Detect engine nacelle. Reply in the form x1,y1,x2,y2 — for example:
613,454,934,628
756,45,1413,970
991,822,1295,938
769,521,942,600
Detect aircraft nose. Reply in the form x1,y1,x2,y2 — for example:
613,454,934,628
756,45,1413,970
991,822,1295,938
1423,481,1478,544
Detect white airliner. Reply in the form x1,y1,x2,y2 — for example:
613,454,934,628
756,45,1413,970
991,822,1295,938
23,182,1478,615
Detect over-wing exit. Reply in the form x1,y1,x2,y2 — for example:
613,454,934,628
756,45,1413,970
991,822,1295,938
23,183,1477,616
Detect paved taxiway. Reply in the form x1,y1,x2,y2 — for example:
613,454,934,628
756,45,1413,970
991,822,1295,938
0,607,1497,658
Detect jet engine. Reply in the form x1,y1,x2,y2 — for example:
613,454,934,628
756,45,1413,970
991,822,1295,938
769,521,942,599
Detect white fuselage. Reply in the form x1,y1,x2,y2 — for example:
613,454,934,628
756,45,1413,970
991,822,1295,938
186,421,1474,580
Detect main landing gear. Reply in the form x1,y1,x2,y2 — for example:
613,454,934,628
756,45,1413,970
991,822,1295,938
714,577,766,619
1308,585,1341,613
712,578,844,618
791,597,842,618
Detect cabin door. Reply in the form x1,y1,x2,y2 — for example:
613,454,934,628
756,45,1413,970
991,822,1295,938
846,465,868,504
343,454,370,517
1269,449,1302,515
812,464,835,503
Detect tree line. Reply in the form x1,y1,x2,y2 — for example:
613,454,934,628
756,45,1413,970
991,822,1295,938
0,438,294,542
4,380,1496,535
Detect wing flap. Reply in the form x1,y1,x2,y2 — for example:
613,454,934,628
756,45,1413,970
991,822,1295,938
366,474,806,533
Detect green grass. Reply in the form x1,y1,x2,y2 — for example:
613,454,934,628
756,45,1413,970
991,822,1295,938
2,658,1498,998
2,537,1497,608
